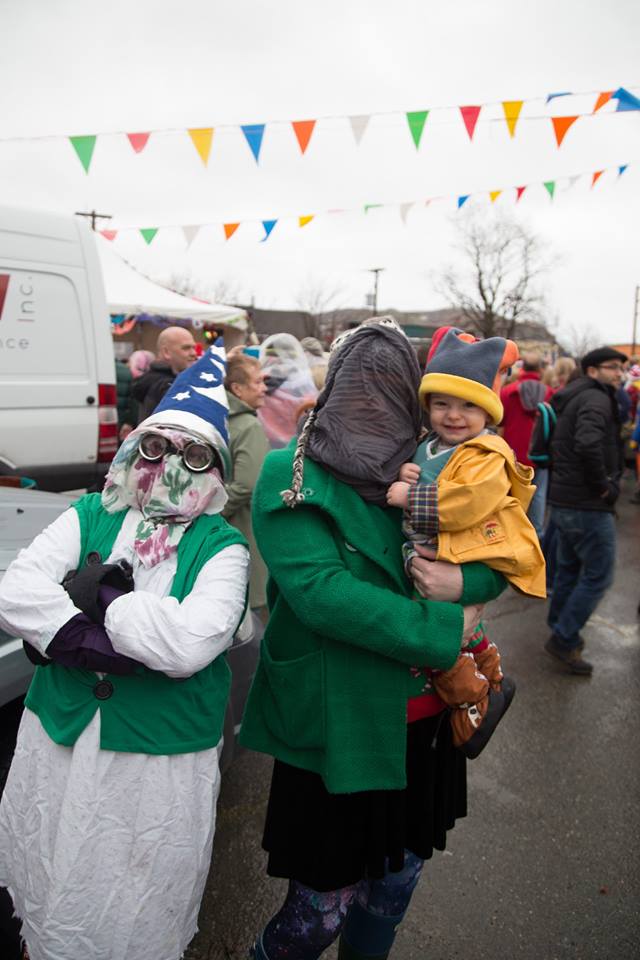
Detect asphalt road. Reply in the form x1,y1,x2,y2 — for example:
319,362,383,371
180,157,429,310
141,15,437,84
185,477,640,960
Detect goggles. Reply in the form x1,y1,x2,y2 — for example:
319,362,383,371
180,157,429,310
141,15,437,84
137,432,221,474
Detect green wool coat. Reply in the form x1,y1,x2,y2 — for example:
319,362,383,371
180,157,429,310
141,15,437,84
223,392,270,608
239,446,506,794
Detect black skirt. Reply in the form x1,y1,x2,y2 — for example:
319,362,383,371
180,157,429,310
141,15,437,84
263,712,467,892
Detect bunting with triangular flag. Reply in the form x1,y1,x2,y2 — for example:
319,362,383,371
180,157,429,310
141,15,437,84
140,228,158,245
515,186,527,202
406,110,429,149
69,135,97,173
459,106,481,140
457,195,469,209
292,120,316,154
223,223,240,240
552,116,578,147
618,164,628,177
261,220,277,241
188,128,214,165
593,91,613,112
349,114,370,145
298,216,314,228
364,204,383,214
612,87,640,111
182,226,200,247
126,132,151,153
502,101,523,138
100,230,118,241
489,190,502,203
241,124,265,163
591,170,604,188
546,92,572,103
399,203,413,224
543,181,555,199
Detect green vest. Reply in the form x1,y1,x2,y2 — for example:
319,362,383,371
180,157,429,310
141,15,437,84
26,494,247,755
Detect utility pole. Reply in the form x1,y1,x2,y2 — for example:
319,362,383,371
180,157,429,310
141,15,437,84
632,284,639,357
75,209,112,231
367,267,385,314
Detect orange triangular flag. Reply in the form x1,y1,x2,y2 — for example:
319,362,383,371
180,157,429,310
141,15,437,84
298,216,314,228
593,91,613,112
489,190,502,203
591,170,604,188
188,128,214,165
502,101,523,138
552,116,578,147
292,120,316,154
223,223,240,240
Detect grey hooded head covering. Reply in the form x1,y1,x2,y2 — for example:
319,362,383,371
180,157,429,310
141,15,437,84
282,317,422,507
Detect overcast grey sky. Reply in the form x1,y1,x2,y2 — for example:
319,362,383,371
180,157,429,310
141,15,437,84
1,0,639,345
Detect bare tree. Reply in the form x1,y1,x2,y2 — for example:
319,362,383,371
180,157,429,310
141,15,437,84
295,275,346,316
557,322,602,359
168,270,244,306
438,210,551,339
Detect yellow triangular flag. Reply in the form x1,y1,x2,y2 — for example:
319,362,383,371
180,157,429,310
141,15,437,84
502,101,523,138
188,128,214,165
298,216,314,228
489,190,502,203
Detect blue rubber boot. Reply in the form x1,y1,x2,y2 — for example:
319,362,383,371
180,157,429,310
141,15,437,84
248,934,269,959
337,899,404,959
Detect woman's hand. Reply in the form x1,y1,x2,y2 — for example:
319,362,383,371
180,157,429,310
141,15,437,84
462,603,484,642
410,552,463,602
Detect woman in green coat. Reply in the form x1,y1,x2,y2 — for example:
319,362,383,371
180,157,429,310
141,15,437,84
241,318,506,960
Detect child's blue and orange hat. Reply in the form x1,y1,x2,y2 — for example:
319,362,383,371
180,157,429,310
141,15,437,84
418,326,519,425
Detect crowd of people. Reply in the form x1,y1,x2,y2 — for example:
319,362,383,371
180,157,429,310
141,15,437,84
0,315,636,960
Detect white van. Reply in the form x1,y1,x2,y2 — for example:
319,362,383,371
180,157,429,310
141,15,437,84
0,206,117,491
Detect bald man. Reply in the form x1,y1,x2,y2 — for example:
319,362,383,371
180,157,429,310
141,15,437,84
131,326,198,424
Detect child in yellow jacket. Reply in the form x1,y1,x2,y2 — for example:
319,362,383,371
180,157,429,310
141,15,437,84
387,326,545,758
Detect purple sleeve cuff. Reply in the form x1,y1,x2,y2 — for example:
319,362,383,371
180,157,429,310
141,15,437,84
407,482,439,538
46,613,142,676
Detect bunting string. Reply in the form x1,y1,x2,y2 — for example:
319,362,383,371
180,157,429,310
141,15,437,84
1,85,637,173
97,161,632,245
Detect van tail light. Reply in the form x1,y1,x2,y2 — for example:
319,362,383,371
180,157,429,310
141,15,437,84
97,383,118,462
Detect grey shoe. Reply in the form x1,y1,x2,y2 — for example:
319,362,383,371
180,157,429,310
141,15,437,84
545,635,593,675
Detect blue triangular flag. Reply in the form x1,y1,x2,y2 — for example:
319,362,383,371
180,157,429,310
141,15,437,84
618,164,629,177
241,123,266,163
546,91,572,103
457,195,469,209
261,220,277,241
612,88,640,112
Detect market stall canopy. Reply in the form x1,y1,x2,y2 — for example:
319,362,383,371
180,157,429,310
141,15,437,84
97,236,248,329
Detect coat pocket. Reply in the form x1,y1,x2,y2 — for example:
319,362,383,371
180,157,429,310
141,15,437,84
259,638,325,749
444,515,508,559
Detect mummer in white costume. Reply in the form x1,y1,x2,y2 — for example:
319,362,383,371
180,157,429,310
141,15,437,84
0,343,249,960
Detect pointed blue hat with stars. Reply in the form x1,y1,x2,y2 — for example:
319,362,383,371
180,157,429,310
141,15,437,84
141,340,231,478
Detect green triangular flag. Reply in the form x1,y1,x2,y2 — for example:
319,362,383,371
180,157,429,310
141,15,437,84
544,180,556,199
140,228,158,245
406,110,429,149
69,135,97,173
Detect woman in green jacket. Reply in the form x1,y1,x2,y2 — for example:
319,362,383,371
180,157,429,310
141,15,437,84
241,318,506,960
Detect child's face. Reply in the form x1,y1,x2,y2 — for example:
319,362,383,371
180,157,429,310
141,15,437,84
428,393,490,445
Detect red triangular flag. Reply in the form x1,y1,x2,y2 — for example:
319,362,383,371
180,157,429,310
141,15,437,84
126,132,151,153
223,223,240,240
515,186,527,202
459,105,481,140
593,91,613,112
100,230,118,241
591,170,604,188
292,120,316,154
552,116,578,147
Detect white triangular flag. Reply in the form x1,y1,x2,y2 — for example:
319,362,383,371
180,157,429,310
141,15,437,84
182,225,201,248
349,114,370,145
399,203,413,225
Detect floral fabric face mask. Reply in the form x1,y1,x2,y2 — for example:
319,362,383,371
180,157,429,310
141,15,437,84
101,426,228,568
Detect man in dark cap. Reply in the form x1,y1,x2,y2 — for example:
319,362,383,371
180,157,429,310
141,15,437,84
545,345,627,675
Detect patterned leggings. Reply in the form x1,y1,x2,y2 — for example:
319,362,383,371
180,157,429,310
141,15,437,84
259,851,424,959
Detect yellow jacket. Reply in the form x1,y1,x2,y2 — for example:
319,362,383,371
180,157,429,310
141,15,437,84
435,434,546,598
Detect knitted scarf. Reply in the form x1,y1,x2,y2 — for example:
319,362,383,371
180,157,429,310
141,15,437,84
299,321,422,506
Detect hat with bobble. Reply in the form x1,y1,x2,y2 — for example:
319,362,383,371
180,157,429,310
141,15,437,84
419,326,519,425
142,340,231,478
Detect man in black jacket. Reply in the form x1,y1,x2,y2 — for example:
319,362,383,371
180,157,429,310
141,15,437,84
131,326,197,424
545,346,627,675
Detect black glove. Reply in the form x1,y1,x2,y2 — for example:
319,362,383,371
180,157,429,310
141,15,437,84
63,557,134,625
